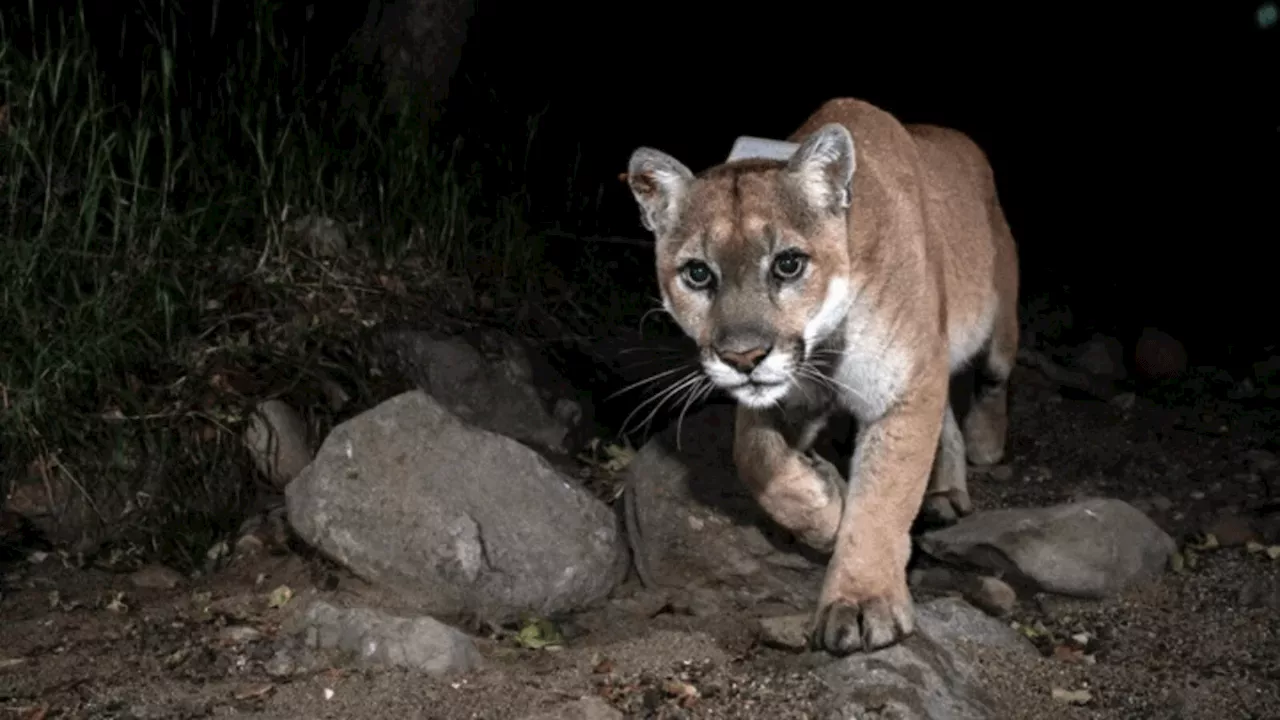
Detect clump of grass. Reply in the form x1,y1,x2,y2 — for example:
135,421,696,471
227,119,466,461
0,0,547,568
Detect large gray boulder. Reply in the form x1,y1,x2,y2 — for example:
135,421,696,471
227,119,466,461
917,497,1176,598
286,390,628,624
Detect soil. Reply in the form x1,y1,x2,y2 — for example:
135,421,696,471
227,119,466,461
2,363,1280,720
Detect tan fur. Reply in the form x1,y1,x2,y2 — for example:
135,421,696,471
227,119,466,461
626,98,1019,655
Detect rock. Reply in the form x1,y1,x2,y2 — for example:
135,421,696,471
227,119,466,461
243,399,312,489
129,564,186,590
621,405,827,607
218,625,263,644
293,599,481,676
378,330,584,454
285,390,627,623
1072,333,1127,380
264,639,327,678
909,567,1017,617
917,498,1176,599
264,648,297,678
758,613,811,651
287,213,347,257
817,597,1036,720
236,507,290,556
1134,327,1187,381
1110,391,1137,410
518,696,623,720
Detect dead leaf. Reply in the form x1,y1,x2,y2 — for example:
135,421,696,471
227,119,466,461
1051,687,1093,705
592,656,615,674
0,657,27,670
105,591,129,613
663,678,697,697
267,585,293,609
515,616,564,650
22,706,48,720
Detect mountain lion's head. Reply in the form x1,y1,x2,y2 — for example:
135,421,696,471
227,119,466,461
627,124,858,409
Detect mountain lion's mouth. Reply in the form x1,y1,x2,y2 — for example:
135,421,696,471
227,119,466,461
724,379,790,408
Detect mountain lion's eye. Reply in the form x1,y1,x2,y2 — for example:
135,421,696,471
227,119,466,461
772,251,808,280
681,261,715,290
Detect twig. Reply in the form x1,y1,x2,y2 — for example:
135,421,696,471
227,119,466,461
622,477,658,589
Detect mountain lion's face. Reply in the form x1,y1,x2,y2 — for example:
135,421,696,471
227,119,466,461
627,125,858,408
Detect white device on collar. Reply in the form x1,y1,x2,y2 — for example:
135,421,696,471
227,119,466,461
725,136,801,163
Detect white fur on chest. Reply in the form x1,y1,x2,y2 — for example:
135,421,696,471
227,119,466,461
827,303,912,423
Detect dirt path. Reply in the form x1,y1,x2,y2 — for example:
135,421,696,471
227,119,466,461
2,365,1279,719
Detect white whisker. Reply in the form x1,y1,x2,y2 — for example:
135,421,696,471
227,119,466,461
620,370,704,438
606,363,693,401
673,376,713,452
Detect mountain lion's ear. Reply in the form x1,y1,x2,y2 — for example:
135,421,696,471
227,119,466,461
787,123,856,215
627,147,695,235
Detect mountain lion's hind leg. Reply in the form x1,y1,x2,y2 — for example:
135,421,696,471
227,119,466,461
921,403,973,525
733,405,845,553
963,297,1017,466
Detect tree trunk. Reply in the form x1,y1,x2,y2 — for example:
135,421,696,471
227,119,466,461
354,0,477,121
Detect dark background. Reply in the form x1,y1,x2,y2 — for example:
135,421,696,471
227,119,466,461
27,0,1280,367
459,1,1277,366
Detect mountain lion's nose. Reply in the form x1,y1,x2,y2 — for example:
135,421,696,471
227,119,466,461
716,345,772,373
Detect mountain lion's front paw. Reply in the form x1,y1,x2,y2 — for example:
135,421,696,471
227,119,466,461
810,558,914,655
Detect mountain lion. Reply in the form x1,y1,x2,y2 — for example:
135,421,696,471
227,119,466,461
625,98,1019,655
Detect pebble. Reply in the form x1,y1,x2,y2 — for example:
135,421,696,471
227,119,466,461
218,625,264,644
757,614,810,651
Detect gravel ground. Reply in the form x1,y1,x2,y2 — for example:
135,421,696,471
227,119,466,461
2,363,1279,719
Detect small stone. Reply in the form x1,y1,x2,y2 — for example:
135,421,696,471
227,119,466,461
129,564,185,590
219,625,263,644
1110,392,1137,410
288,214,348,257
967,576,1018,617
1052,687,1093,705
757,613,810,651
264,648,296,678
908,567,1016,617
989,464,1014,482
243,399,313,489
235,533,266,555
298,600,481,675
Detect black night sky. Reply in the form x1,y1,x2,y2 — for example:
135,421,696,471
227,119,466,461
464,1,1278,361
33,0,1280,364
